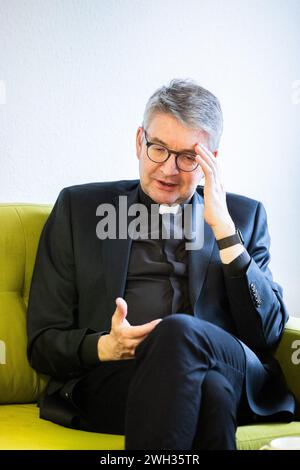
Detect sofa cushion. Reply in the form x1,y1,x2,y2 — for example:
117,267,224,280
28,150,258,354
0,403,300,450
0,404,124,449
236,421,300,450
0,205,51,403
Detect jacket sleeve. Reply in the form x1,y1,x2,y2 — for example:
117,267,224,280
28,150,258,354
26,188,104,380
222,201,289,351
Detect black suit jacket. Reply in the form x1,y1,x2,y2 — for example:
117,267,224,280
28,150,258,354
27,180,295,427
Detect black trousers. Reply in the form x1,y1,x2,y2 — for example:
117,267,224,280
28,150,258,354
73,314,252,450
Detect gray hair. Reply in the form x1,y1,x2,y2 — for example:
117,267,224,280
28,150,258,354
142,78,223,151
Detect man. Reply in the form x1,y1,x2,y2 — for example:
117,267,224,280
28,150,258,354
27,79,295,450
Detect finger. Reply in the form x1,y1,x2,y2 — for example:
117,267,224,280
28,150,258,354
124,318,162,339
196,145,225,189
195,154,216,181
196,144,218,174
113,297,128,326
196,143,217,160
198,148,225,193
123,335,148,349
195,154,215,185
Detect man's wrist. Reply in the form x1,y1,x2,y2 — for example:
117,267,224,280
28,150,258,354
219,244,245,264
79,332,107,366
212,220,236,240
97,334,111,361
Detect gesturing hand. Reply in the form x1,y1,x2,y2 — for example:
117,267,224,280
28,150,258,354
97,298,162,361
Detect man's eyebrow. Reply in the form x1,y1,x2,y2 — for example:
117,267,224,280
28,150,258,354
149,135,196,153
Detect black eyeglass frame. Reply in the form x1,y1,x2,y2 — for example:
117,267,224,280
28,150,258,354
143,130,199,172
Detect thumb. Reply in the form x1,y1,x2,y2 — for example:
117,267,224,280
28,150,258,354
114,297,128,325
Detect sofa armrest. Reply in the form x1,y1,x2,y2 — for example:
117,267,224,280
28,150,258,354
274,316,300,418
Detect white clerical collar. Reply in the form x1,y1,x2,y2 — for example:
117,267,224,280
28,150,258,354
159,204,181,215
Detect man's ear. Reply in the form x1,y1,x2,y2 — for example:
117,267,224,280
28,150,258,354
213,150,218,158
136,127,143,160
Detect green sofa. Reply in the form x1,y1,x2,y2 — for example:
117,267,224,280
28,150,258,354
0,203,299,450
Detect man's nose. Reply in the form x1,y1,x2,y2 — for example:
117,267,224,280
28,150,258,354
160,154,180,175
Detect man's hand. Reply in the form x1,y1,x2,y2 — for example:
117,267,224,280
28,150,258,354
97,297,162,361
195,143,235,240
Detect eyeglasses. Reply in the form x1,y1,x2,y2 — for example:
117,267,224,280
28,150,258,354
143,130,199,172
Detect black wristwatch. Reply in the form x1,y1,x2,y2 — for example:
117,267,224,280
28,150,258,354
216,228,244,250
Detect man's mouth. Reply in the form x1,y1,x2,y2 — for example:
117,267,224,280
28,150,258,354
155,179,178,189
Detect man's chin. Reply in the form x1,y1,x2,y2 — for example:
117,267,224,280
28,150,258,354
149,190,180,205
141,181,183,205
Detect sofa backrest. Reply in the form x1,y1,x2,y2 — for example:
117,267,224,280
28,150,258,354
0,204,52,403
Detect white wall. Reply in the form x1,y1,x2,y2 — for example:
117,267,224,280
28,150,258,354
0,0,299,316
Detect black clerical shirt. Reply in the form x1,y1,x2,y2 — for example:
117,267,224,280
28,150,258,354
124,186,193,326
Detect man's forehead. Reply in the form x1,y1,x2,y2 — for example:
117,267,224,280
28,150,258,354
146,125,208,152
146,113,208,148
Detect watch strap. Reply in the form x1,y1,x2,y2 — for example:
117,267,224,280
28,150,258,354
217,229,244,250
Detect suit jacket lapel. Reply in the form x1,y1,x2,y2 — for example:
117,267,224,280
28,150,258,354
188,190,215,313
